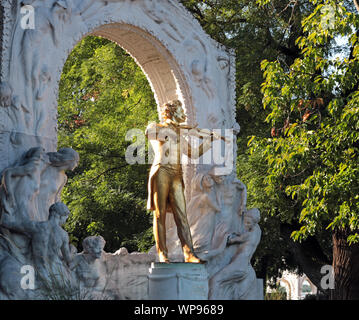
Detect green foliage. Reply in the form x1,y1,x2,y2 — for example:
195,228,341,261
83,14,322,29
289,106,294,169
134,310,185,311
182,0,318,279
265,286,287,300
58,36,157,252
250,0,359,243
55,1,359,288
181,1,359,285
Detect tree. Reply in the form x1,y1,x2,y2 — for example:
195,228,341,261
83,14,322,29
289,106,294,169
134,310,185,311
55,2,359,299
57,36,158,252
182,1,359,297
251,0,359,299
181,0,322,286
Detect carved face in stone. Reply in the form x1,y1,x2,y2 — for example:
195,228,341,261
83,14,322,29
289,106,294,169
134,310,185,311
59,214,69,225
49,202,70,224
243,209,260,232
65,155,79,171
202,175,214,190
48,148,80,171
243,216,255,232
53,0,71,22
211,174,225,185
87,245,102,260
69,159,79,171
83,236,106,260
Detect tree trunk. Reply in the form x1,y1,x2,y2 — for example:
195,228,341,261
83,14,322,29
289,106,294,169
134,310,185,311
332,228,359,299
280,223,331,291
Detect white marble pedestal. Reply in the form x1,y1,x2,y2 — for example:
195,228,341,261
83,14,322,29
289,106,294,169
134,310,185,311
148,262,208,300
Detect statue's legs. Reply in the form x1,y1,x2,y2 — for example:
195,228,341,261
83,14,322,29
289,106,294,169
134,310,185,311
152,166,203,263
153,168,171,263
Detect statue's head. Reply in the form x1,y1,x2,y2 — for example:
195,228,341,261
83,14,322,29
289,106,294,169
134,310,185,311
162,100,186,123
210,174,225,185
243,208,260,231
52,0,71,22
49,202,70,224
202,174,214,190
19,147,47,166
82,236,106,260
48,148,79,171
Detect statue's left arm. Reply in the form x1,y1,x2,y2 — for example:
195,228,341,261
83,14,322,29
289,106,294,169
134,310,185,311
61,232,73,266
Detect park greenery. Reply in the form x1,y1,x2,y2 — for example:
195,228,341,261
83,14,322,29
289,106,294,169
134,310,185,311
58,36,157,253
58,0,359,299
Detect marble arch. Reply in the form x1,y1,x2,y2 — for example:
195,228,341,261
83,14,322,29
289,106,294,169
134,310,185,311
0,0,237,175
0,0,264,300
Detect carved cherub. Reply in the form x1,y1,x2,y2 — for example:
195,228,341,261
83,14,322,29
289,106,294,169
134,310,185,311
71,236,122,299
70,236,106,289
188,173,221,253
1,147,49,220
37,148,79,220
1,202,72,281
209,208,261,300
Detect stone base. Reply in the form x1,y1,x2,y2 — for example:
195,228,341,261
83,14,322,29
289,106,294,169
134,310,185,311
148,262,208,300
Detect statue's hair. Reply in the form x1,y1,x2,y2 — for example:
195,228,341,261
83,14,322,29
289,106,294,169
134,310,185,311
18,147,45,165
82,236,106,252
198,173,214,192
49,202,70,218
191,172,205,195
245,208,260,224
48,148,79,167
161,100,182,120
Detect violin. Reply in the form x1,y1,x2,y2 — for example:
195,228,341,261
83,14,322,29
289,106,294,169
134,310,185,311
167,121,230,142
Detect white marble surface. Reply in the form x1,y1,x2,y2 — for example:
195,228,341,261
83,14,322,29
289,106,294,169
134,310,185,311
148,262,208,300
0,0,262,300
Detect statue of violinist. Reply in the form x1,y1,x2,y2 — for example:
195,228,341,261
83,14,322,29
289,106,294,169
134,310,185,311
145,100,225,263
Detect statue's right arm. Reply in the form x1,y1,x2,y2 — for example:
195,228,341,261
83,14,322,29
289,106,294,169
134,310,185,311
61,237,73,267
1,212,37,235
69,255,80,270
4,165,32,180
146,122,170,142
2,166,32,201
145,122,158,140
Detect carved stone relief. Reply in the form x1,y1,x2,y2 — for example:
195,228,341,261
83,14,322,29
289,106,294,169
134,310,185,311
0,0,261,300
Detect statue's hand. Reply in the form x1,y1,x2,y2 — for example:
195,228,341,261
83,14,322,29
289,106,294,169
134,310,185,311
227,232,246,246
210,132,221,140
227,233,238,245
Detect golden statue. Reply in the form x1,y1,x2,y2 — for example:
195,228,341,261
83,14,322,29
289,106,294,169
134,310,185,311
145,100,222,263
